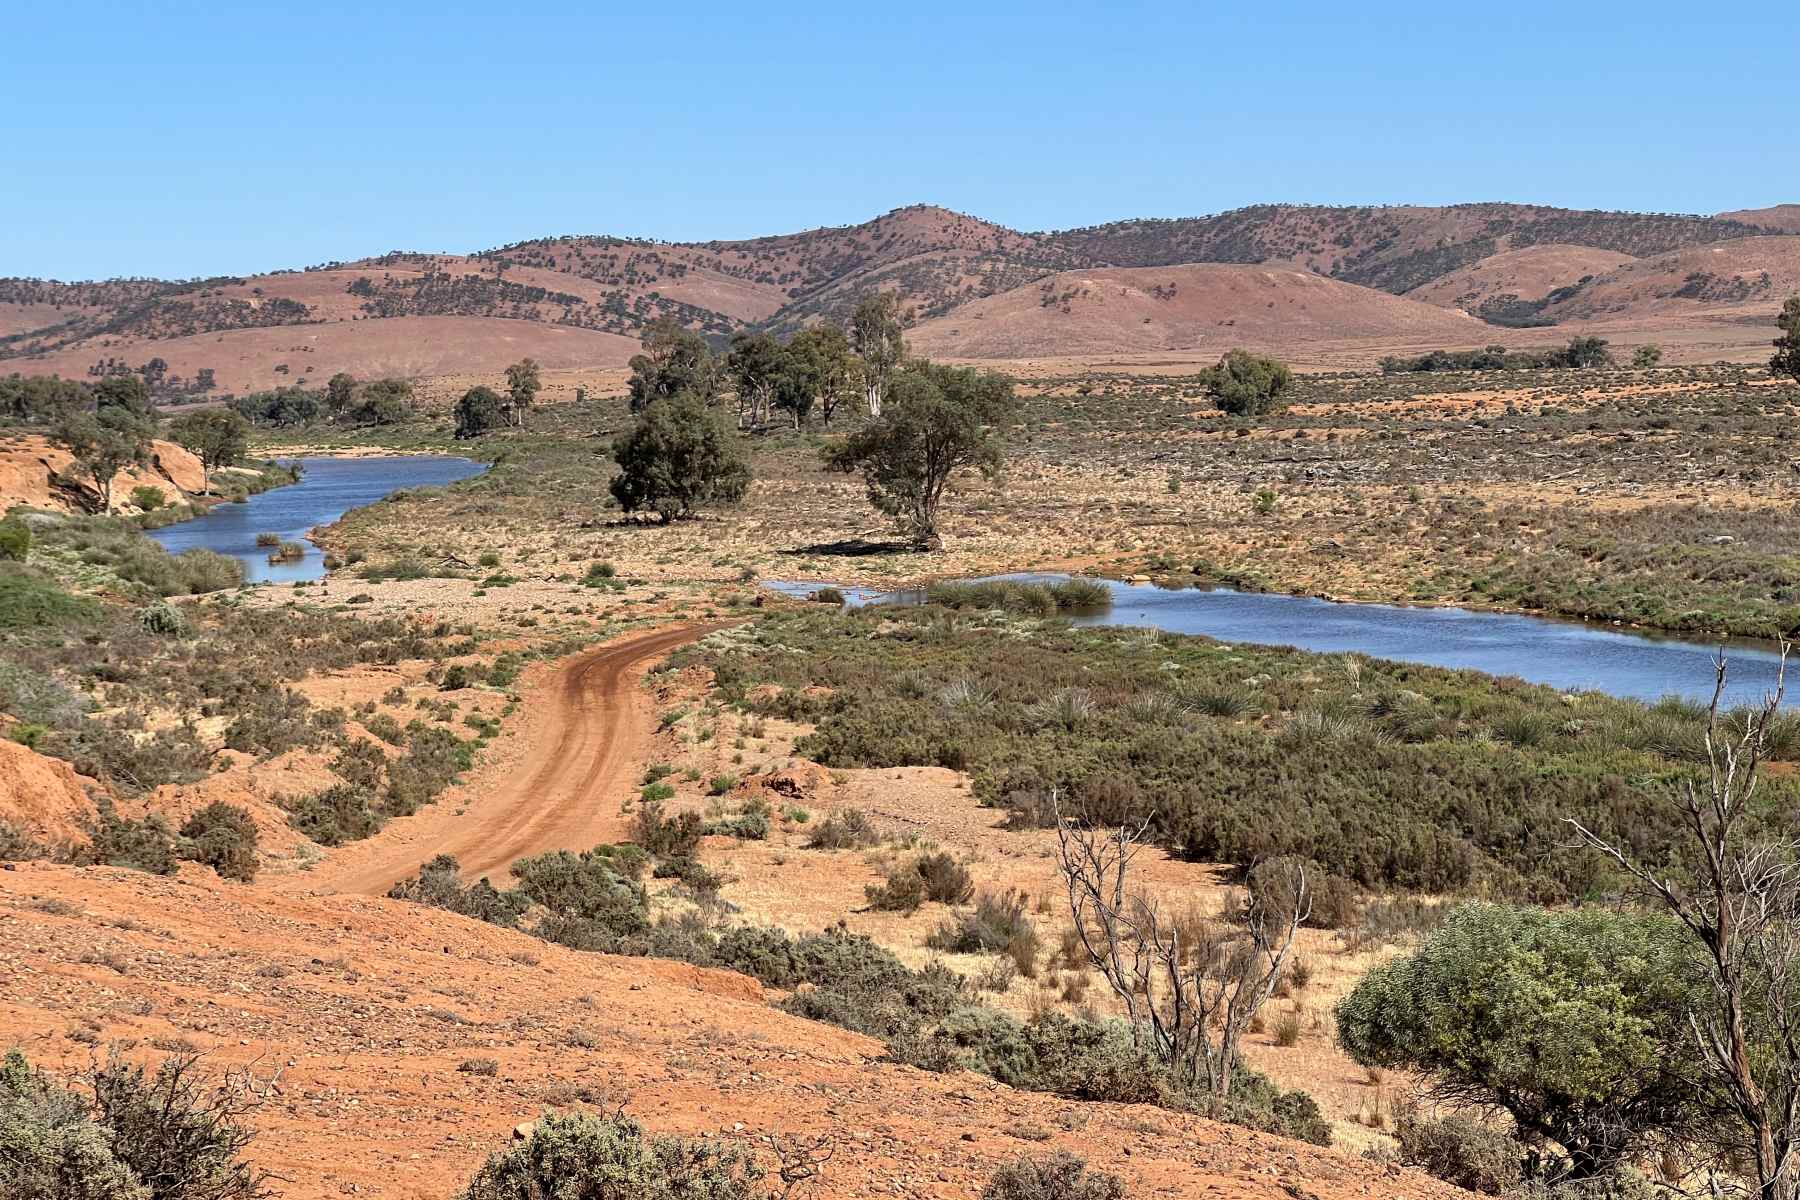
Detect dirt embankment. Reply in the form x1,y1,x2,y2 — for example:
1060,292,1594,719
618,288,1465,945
0,862,1471,1200
0,434,204,514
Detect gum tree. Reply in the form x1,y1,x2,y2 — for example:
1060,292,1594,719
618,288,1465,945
822,361,1013,550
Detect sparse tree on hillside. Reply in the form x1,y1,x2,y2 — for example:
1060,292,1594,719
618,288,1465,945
850,292,908,418
168,408,249,495
1632,344,1664,369
1773,297,1800,384
503,358,541,428
53,406,154,512
627,317,718,412
325,371,357,418
822,361,1013,550
609,393,751,523
455,386,506,439
1568,649,1800,1199
726,332,787,430
789,323,859,425
1203,349,1291,417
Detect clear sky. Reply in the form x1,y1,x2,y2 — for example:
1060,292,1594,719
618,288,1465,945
8,0,1793,280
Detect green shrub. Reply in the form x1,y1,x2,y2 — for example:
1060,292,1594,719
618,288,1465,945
287,784,383,846
385,727,472,814
388,855,530,927
707,802,768,840
982,1151,1125,1200
70,802,178,875
805,808,880,850
1393,1113,1524,1195
1337,904,1705,1180
1204,349,1291,417
0,1047,269,1200
459,1111,764,1200
138,602,189,637
177,803,260,882
511,846,649,938
634,802,703,859
0,565,100,629
865,863,928,912
129,485,165,512
927,889,1040,975
0,517,30,561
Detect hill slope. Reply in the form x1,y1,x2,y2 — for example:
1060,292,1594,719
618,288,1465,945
1,861,1471,1200
1039,202,1779,293
1537,236,1800,322
1404,244,1641,324
910,263,1482,359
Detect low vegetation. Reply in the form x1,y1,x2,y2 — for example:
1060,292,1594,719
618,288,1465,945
688,605,1794,901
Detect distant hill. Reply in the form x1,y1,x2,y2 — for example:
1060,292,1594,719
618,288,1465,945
1530,236,1800,322
2,201,1794,389
1036,203,1778,292
909,264,1481,359
1404,244,1641,326
1718,205,1800,233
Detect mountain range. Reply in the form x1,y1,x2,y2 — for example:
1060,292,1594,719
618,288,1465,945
3,202,1797,392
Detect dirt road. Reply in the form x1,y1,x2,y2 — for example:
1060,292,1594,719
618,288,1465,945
288,621,720,896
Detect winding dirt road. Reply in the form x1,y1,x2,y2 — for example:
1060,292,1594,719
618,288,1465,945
287,621,721,897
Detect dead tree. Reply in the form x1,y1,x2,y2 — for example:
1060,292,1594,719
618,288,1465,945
1569,646,1800,1200
1053,795,1308,1097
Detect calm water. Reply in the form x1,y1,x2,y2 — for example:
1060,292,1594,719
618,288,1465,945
763,574,1790,708
149,456,484,584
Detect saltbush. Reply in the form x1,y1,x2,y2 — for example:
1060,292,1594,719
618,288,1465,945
460,1111,763,1200
983,1151,1125,1200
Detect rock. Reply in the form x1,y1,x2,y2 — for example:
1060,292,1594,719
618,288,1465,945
512,1121,535,1141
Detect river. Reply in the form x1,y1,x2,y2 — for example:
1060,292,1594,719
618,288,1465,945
148,455,485,584
764,574,1790,708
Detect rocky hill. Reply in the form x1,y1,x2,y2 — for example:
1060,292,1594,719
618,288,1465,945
1,201,1793,388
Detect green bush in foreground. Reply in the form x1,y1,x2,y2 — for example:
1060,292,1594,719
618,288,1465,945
1337,904,1707,1181
460,1111,764,1200
0,1048,270,1200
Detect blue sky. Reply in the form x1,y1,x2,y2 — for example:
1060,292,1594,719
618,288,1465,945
8,1,1793,280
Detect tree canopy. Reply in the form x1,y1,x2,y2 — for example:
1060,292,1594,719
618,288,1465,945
1203,349,1292,417
168,409,248,494
504,358,541,427
822,361,1014,549
850,292,908,417
455,386,506,439
53,406,154,512
609,393,751,523
92,374,153,418
1336,903,1707,1180
1774,296,1800,384
627,318,718,412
